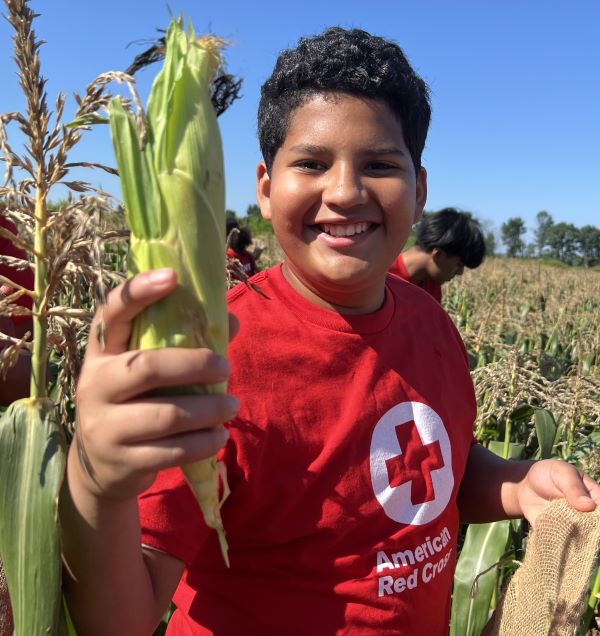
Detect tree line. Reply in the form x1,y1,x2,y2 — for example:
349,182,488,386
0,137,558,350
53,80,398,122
500,212,600,266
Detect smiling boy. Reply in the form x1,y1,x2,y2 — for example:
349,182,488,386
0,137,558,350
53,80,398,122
61,27,599,636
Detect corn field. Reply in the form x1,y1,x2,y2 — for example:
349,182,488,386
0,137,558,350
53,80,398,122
444,258,600,473
444,257,599,634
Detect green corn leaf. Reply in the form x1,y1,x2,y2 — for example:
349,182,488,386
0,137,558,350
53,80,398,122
507,403,534,423
66,113,110,129
533,408,558,460
0,398,66,635
450,442,523,636
450,520,511,636
488,441,525,460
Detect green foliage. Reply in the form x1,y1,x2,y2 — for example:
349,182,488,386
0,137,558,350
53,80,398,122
500,217,526,257
450,520,512,636
245,214,273,236
484,231,496,257
534,210,553,257
545,222,580,265
245,203,261,218
404,232,416,249
578,224,600,267
0,399,67,635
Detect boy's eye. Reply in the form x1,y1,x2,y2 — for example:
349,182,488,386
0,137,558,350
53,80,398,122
365,161,399,172
295,160,326,172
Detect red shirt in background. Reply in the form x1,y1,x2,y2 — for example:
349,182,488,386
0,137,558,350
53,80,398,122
0,216,33,324
389,253,442,304
226,248,257,276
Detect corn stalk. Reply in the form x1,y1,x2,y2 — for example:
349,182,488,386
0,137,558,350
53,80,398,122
0,2,125,633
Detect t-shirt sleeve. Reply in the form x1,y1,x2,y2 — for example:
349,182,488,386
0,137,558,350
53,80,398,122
138,467,210,567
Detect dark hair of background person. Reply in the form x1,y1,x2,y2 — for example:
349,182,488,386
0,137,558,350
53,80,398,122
258,27,431,175
230,227,253,253
416,208,486,269
226,217,240,236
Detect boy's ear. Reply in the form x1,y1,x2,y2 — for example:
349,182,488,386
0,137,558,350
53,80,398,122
413,167,428,225
256,162,272,221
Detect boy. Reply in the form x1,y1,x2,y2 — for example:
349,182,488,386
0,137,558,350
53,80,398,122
389,208,486,303
61,27,599,635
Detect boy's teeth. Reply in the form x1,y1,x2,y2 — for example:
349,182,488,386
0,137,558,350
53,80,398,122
321,222,369,237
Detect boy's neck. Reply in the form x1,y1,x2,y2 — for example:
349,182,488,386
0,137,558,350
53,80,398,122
281,262,386,315
400,246,431,284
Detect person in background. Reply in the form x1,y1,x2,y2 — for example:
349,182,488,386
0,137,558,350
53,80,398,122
0,214,34,405
226,219,259,276
389,207,486,303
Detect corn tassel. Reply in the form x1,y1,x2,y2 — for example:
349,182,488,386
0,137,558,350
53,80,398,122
108,18,230,563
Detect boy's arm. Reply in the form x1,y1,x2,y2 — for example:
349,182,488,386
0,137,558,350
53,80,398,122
60,269,237,636
458,443,600,527
61,469,184,636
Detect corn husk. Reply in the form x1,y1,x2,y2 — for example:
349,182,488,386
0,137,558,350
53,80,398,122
108,18,229,563
0,398,67,634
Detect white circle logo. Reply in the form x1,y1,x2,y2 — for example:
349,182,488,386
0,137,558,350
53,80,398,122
370,401,453,525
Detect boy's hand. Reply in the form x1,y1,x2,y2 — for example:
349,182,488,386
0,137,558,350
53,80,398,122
516,459,600,527
71,268,239,502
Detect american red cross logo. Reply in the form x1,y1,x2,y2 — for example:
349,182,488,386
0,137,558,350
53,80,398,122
385,419,445,504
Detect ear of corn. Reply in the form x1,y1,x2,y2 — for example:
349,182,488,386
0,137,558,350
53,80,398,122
0,398,67,634
108,17,230,563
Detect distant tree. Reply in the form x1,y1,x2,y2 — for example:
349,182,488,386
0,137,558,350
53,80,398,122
524,243,536,258
500,217,526,257
246,203,261,218
484,231,496,257
546,222,579,265
534,211,554,257
476,218,496,257
577,224,600,267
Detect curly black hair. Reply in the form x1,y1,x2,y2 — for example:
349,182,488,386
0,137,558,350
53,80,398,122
416,208,486,269
258,27,431,174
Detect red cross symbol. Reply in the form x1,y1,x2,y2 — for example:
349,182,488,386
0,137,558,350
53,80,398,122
385,420,445,505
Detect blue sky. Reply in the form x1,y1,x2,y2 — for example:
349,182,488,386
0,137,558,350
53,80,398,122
1,1,599,240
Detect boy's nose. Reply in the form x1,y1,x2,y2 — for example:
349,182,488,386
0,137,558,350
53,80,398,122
322,165,368,209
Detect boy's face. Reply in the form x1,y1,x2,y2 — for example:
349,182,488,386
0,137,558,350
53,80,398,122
257,93,427,313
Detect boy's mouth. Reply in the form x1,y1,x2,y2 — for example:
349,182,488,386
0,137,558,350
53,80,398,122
319,222,372,237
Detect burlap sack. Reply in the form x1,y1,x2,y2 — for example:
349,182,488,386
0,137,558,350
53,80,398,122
482,499,600,636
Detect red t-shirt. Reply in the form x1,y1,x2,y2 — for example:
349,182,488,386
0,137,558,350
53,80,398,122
139,264,476,635
0,216,33,323
226,248,257,276
389,253,442,304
